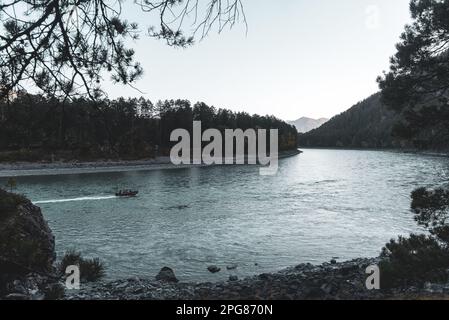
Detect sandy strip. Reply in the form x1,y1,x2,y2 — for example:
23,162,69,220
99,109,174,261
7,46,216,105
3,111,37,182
0,150,302,177
0,157,192,177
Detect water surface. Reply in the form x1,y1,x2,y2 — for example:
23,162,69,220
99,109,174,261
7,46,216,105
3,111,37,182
3,149,449,282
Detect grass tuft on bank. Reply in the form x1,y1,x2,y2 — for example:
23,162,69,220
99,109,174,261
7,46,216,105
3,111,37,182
59,249,106,282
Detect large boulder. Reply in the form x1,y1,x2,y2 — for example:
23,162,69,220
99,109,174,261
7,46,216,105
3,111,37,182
0,189,55,280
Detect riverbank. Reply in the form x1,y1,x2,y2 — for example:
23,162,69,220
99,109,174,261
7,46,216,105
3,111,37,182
60,258,384,300
0,157,183,177
48,258,449,300
4,254,449,300
0,150,302,177
299,146,449,157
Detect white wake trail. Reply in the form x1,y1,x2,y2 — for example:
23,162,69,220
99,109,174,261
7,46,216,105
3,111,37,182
34,195,116,204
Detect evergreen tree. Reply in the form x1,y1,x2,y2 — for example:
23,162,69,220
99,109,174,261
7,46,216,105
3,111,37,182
0,0,245,101
378,0,449,148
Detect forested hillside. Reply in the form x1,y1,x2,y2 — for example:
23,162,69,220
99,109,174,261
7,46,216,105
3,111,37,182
298,93,405,149
299,88,449,150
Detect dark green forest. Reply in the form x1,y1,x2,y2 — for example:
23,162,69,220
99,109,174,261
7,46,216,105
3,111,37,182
298,93,404,149
0,92,298,162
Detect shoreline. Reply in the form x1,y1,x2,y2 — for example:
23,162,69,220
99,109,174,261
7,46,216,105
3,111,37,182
299,146,449,157
58,257,448,300
7,256,448,300
6,146,449,178
0,150,302,177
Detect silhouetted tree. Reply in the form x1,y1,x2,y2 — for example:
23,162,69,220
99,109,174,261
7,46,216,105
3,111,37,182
0,0,246,101
377,0,449,148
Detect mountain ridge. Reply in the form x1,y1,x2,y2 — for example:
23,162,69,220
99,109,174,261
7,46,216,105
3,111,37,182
288,117,328,133
298,93,406,149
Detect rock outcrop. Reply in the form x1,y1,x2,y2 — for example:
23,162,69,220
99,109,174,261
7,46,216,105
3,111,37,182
0,189,56,298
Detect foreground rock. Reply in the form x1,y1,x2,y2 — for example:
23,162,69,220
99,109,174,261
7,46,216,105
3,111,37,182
0,190,55,273
0,189,56,299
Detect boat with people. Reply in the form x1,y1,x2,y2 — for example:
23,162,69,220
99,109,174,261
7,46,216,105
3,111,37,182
115,190,139,197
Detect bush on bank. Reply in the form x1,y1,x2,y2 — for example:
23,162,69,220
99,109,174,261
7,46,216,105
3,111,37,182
380,187,449,289
59,249,105,282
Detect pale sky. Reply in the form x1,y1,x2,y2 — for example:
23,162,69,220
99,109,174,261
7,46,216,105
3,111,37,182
103,0,412,121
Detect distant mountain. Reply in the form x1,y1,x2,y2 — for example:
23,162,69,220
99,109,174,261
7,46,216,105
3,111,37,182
288,117,328,133
298,93,407,149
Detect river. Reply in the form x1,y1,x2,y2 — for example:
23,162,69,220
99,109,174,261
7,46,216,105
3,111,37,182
2,149,449,282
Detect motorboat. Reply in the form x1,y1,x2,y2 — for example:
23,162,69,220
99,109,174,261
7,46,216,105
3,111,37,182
115,190,139,197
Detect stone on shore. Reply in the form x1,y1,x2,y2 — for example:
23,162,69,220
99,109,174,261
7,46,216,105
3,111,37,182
207,265,221,273
155,267,179,283
229,275,239,282
226,264,238,270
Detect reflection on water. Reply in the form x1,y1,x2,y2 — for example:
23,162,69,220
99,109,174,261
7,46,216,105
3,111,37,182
3,149,449,282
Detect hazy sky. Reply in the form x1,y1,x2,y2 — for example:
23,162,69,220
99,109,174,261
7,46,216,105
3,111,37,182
104,0,412,121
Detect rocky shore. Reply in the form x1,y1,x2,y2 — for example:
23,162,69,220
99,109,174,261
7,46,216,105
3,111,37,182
63,259,386,300
4,257,448,300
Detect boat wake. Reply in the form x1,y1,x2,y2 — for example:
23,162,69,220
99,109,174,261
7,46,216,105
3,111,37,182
34,195,116,204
